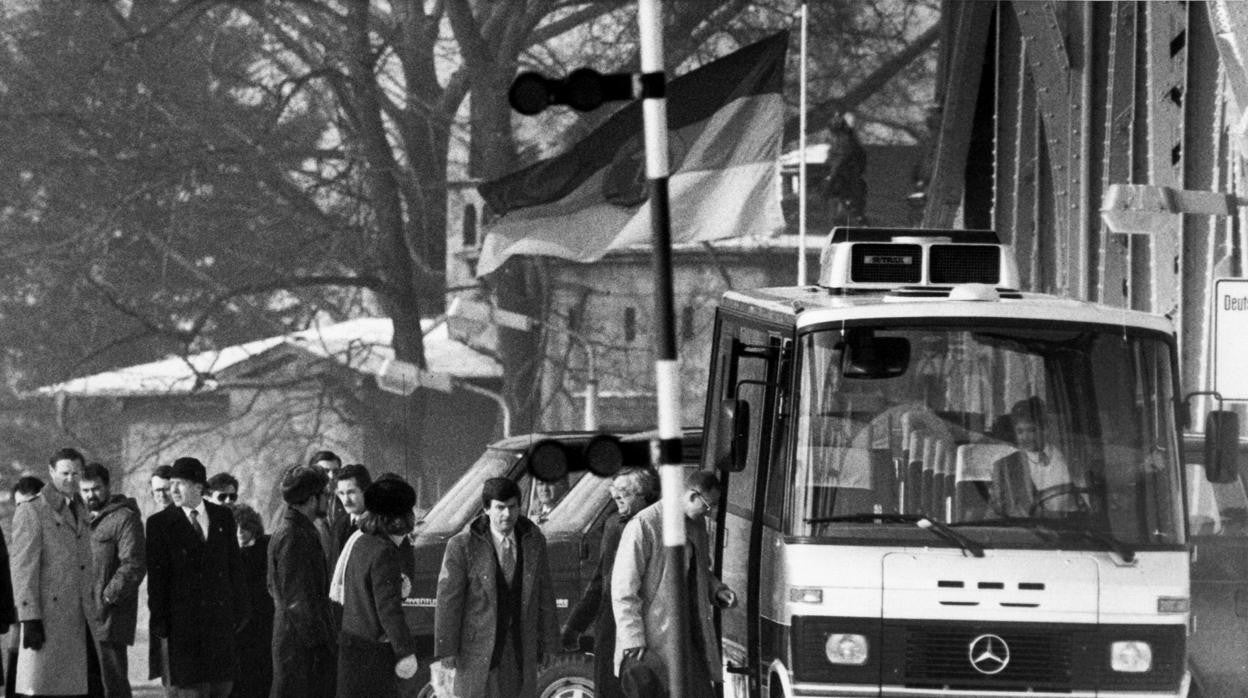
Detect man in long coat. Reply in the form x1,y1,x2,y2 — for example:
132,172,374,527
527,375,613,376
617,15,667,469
11,447,99,697
612,470,736,698
82,461,146,698
434,478,557,698
267,465,335,698
562,467,658,698
146,456,248,697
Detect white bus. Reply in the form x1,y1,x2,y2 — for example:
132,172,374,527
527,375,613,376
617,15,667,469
702,228,1236,698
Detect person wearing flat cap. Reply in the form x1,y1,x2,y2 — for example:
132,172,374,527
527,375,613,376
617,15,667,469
268,465,335,698
434,477,558,698
335,477,420,698
146,456,249,697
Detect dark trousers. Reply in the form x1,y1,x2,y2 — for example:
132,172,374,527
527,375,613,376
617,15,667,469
486,631,523,698
95,641,130,698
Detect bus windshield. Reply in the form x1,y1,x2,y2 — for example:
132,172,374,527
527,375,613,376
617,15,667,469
790,322,1184,547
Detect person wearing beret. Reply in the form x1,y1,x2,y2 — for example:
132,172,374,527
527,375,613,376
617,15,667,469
10,447,101,697
268,465,335,698
335,478,419,698
434,477,558,698
146,457,249,698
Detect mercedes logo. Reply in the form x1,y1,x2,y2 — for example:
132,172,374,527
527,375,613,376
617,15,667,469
968,634,1010,675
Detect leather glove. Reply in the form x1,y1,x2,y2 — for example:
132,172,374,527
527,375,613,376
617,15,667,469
395,654,419,679
560,626,580,650
21,620,44,650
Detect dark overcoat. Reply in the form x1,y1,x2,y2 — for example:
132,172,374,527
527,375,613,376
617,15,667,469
268,508,334,698
88,495,146,645
564,512,628,698
146,500,248,686
434,516,558,698
233,533,274,698
336,532,417,698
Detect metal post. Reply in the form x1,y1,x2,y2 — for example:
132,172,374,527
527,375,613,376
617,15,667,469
453,380,512,438
798,1,809,286
637,1,688,695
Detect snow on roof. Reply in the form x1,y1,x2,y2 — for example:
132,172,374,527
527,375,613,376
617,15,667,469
33,317,500,398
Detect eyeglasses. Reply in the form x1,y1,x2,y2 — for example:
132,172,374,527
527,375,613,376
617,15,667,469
691,490,716,511
214,492,238,503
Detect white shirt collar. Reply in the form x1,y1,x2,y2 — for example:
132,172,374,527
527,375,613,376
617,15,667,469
182,501,207,525
490,526,515,551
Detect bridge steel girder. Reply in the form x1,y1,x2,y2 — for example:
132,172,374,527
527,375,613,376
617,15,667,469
926,0,1246,397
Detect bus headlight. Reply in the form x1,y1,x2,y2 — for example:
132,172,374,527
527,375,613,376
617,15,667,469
1110,641,1152,672
825,633,868,665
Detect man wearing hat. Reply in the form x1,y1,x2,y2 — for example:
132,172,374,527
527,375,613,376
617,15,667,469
146,456,249,697
268,465,335,698
335,477,419,697
434,477,558,698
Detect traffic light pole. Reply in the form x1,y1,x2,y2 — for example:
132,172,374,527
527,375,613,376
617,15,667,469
637,1,690,695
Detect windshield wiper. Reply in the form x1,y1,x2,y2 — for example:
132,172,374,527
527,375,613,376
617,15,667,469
806,513,985,558
958,517,1136,562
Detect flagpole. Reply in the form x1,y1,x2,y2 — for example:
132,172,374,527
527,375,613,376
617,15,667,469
798,1,809,286
636,1,689,696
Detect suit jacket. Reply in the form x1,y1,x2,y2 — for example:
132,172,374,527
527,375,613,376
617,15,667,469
434,516,558,698
146,499,249,686
990,449,1085,518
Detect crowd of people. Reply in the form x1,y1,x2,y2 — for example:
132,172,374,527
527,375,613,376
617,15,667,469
0,446,737,698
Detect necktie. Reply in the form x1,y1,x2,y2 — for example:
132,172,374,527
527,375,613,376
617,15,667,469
189,509,205,541
500,537,516,583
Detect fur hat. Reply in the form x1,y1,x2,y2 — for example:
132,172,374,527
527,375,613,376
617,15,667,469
364,478,416,518
281,465,328,505
169,457,207,485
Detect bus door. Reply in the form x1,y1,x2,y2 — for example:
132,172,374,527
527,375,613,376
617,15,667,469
706,313,789,697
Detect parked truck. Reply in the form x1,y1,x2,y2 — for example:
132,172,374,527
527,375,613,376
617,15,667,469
701,227,1236,697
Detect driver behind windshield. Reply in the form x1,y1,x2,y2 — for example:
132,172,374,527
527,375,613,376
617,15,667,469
990,397,1087,518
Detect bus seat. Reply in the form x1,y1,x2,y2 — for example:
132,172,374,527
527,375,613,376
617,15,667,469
933,439,953,519
903,429,925,513
954,443,1015,521
921,436,938,515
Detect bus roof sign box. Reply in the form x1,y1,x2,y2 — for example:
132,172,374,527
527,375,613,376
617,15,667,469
1214,278,1248,401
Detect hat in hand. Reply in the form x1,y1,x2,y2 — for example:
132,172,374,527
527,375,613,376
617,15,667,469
169,457,207,485
281,465,329,505
364,478,416,518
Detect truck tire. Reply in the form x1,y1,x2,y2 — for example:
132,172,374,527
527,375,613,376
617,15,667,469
538,652,595,698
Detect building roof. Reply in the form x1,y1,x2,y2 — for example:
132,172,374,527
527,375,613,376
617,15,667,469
32,317,501,398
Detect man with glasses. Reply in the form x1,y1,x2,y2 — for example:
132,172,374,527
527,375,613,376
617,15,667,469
206,473,240,509
612,470,736,698
562,467,658,698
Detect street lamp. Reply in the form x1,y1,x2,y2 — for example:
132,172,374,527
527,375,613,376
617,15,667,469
447,297,599,430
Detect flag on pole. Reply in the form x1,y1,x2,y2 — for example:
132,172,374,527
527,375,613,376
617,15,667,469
475,32,789,276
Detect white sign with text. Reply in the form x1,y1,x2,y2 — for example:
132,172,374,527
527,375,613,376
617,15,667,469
1215,278,1248,401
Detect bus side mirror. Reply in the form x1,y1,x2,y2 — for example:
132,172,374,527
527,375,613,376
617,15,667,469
716,398,750,472
1205,411,1241,483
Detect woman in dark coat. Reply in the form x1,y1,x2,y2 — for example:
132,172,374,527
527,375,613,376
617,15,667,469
231,505,273,698
336,478,419,698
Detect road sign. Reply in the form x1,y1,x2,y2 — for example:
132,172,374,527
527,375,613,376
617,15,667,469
1214,278,1248,400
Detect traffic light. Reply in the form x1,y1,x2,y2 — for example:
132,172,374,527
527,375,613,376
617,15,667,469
508,68,635,116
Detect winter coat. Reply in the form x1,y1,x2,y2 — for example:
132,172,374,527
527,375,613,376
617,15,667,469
269,508,334,698
88,494,146,645
336,532,417,698
564,512,629,698
434,516,558,698
11,485,97,696
146,500,248,686
234,533,274,698
611,501,727,688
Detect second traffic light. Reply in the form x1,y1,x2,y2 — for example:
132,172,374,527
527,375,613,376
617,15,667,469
508,68,635,116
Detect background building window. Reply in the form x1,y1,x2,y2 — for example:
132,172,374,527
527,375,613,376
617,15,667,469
624,307,636,342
